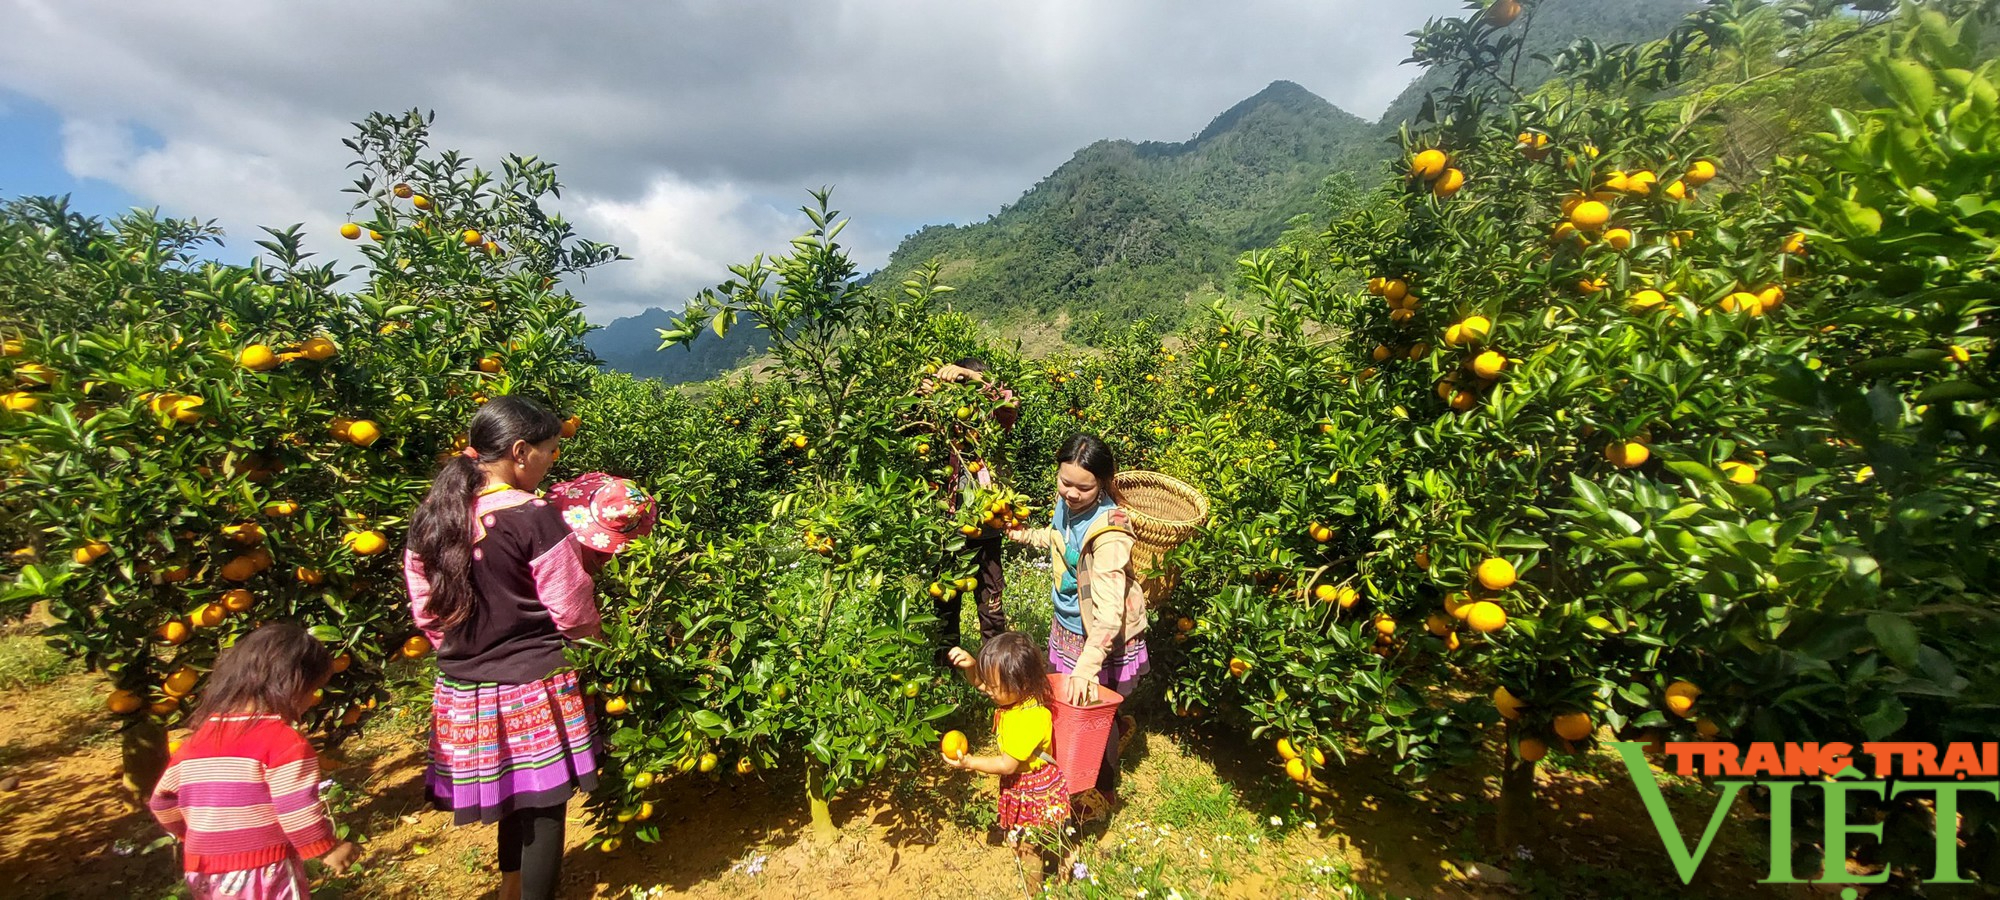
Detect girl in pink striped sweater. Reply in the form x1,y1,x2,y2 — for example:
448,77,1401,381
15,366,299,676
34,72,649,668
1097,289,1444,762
149,623,359,899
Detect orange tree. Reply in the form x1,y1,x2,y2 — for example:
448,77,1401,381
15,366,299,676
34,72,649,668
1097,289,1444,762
1142,0,2000,878
565,193,1025,845
0,110,616,794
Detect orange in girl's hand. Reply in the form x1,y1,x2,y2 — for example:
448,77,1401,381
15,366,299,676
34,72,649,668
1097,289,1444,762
940,730,969,760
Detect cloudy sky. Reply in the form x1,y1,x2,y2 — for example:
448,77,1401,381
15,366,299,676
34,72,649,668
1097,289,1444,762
0,0,1461,324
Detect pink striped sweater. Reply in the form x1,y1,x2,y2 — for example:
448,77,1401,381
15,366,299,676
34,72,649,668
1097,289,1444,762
148,714,338,873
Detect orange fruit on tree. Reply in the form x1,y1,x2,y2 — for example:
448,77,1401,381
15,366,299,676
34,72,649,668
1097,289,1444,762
1517,737,1548,763
238,345,280,372
1626,171,1659,195
1313,584,1338,604
164,666,200,696
345,530,389,556
72,541,110,566
1277,738,1299,761
478,356,502,373
345,419,382,447
219,555,258,581
331,653,352,674
1374,617,1397,637
1603,228,1633,251
1457,315,1492,344
1628,289,1666,311
1410,149,1448,181
1493,686,1526,720
1465,601,1507,634
559,414,580,439
13,362,54,386
300,337,337,361
1432,168,1465,198
1553,712,1594,742
296,567,324,585
149,697,180,717
1449,390,1477,413
1695,718,1720,738
411,194,433,210
462,229,482,246
1664,180,1688,201
1684,159,1717,186
157,620,192,645
1285,757,1308,783
1720,461,1757,485
1605,441,1650,469
1485,0,1522,27
1757,285,1785,309
1228,657,1250,678
1382,279,1409,303
392,182,414,198
264,500,299,517
195,603,227,627
1371,344,1391,363
1477,556,1517,590
1425,614,1453,637
1781,232,1807,255
108,689,144,715
1471,351,1506,379
1948,345,1972,365
2,391,40,413
1569,200,1611,231
223,523,264,545
1336,586,1360,609
1444,592,1469,619
401,634,433,658
0,338,20,357
221,589,255,613
941,730,969,760
604,696,629,716
339,223,362,240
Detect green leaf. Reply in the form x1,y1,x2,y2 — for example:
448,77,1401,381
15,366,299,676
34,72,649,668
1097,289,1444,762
1916,380,1993,403
1866,613,1920,669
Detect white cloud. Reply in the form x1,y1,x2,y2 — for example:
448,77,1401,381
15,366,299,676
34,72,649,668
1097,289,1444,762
570,177,798,321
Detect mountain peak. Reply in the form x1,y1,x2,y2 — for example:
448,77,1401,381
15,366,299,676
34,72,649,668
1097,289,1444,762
1192,80,1350,144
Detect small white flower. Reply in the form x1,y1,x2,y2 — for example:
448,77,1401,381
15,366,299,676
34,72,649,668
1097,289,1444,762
1131,865,1142,874
1270,816,1283,826
1136,891,1148,899
1248,835,1260,845
1305,821,1318,830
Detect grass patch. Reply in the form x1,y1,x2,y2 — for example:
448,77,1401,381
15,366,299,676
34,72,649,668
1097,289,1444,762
0,632,78,690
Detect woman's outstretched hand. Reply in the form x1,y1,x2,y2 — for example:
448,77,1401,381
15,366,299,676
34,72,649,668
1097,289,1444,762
946,646,976,670
1065,675,1099,706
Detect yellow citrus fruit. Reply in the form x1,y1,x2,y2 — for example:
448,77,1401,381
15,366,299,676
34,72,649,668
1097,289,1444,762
264,500,300,517
1425,614,1453,637
296,567,324,585
157,620,191,645
1444,592,1469,619
1781,232,1807,255
2,391,41,413
72,541,110,565
195,603,227,627
1285,757,1308,783
1493,686,1526,720
1603,228,1633,250
1277,738,1299,761
1458,315,1492,343
462,229,482,246
697,753,720,774
604,696,629,716
1313,584,1338,604
1374,617,1397,637
1485,0,1522,26
1602,171,1631,193
1757,285,1785,309
1450,390,1477,413
1569,200,1611,232
164,667,200,696
1471,351,1506,379
345,419,382,447
1366,277,1387,296
221,589,255,613
1949,345,1972,365
1665,693,1696,718
1465,601,1507,634
1628,289,1666,311
1685,160,1717,186
344,530,389,556
562,415,582,439
412,194,433,210
1475,557,1516,590
1517,737,1548,763
1433,168,1465,198
223,522,264,545
1553,712,1594,742
392,183,414,198
13,362,54,386
478,356,502,373
1228,657,1250,678
1605,441,1650,469
637,802,655,821
1336,586,1360,609
301,337,337,361
1720,461,1757,485
1382,279,1409,303
239,345,280,372
1552,222,1579,243
339,223,362,240
0,339,20,357
1627,171,1659,195
150,697,180,717
941,730,969,760
401,634,433,658
1410,149,1448,180
1665,180,1688,201
108,689,144,715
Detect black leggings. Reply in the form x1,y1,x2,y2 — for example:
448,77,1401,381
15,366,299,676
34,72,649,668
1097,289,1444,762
498,805,566,899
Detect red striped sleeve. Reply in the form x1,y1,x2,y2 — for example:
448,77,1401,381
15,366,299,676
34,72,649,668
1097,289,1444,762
262,729,337,859
530,533,600,638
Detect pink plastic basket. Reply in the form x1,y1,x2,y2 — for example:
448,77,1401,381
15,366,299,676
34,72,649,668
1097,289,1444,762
1046,673,1124,796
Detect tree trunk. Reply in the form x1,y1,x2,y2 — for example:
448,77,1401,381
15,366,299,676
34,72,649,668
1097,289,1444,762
806,763,837,842
1494,724,1538,851
122,717,170,805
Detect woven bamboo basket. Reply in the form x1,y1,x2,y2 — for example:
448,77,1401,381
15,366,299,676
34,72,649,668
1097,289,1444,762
1111,471,1208,606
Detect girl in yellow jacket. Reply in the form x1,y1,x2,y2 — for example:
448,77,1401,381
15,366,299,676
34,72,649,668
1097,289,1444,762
1003,433,1149,815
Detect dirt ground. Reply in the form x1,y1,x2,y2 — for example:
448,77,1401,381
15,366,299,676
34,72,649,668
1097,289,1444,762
0,661,1794,900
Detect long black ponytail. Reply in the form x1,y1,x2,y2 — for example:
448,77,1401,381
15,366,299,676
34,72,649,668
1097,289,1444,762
408,395,562,635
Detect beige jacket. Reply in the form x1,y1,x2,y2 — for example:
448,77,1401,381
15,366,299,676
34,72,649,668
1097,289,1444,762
1014,512,1149,684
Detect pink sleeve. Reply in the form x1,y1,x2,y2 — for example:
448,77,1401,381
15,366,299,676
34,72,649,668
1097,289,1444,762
531,535,601,639
147,763,186,839
404,549,445,646
265,730,338,859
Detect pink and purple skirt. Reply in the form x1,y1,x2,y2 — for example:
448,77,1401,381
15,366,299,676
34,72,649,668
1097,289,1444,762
1048,622,1150,690
428,670,600,825
998,763,1070,830
184,856,309,900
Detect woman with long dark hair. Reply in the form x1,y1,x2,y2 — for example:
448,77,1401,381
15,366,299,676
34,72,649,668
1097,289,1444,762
404,395,654,900
1003,433,1150,820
